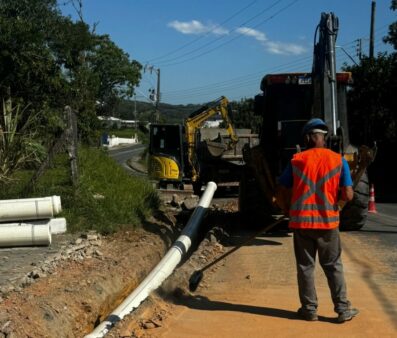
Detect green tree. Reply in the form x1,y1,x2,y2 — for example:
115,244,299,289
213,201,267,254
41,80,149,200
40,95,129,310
230,98,262,133
0,0,142,144
344,54,396,145
91,35,142,116
383,0,397,49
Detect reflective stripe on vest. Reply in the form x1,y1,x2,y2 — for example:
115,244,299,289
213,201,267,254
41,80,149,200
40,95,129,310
291,164,342,214
289,149,342,229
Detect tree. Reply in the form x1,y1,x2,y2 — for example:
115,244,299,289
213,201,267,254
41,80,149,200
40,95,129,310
344,54,396,145
91,35,142,116
0,0,142,144
383,0,397,49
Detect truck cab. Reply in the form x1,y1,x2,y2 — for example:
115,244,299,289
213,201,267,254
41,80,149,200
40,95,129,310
254,72,352,178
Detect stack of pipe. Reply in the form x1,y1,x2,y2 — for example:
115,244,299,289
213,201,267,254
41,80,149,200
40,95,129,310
0,196,64,247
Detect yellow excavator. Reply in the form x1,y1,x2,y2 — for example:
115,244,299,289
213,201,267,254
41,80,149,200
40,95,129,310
148,96,241,192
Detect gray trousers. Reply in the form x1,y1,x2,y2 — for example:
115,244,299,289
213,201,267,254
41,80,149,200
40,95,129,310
293,228,350,314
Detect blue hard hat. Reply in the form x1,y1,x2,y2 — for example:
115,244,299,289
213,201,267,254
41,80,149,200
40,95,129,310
302,118,328,135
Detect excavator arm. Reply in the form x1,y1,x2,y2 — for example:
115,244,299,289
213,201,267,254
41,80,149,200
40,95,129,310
184,96,239,182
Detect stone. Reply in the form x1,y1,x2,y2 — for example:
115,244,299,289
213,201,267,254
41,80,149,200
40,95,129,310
170,194,180,207
181,196,199,210
75,238,83,245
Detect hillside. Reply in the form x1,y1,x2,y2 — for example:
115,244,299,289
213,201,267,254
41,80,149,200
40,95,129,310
117,100,202,123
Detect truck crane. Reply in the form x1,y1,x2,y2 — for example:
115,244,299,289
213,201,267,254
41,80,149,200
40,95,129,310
239,12,376,230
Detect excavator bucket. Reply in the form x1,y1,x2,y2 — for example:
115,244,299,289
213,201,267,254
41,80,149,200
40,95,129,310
205,140,228,157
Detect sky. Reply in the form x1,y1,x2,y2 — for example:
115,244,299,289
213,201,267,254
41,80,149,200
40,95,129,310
59,0,396,105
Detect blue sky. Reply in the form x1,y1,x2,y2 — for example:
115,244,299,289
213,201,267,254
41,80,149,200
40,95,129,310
59,0,396,105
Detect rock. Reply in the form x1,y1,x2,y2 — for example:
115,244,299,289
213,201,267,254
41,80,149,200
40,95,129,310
0,332,5,338
81,231,98,240
181,196,199,210
6,332,16,338
142,319,161,329
75,238,83,245
170,194,180,207
1,321,10,333
19,276,33,287
0,295,3,303
94,249,103,257
209,233,217,243
30,269,46,279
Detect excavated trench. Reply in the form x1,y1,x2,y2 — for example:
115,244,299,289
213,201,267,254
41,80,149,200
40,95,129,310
0,194,236,338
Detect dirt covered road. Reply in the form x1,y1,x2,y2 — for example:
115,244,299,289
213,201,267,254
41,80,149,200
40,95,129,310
110,202,397,338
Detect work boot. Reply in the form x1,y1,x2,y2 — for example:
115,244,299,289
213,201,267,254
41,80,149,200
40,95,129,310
297,308,318,321
337,308,359,323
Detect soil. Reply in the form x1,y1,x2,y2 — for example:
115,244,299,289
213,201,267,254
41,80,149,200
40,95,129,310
0,204,183,338
0,193,234,338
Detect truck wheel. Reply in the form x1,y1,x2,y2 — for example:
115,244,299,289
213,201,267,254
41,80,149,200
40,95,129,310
340,171,369,231
238,168,273,227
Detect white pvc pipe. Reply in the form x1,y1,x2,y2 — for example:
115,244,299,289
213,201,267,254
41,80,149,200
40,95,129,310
0,218,67,235
0,224,51,247
0,196,62,222
85,181,217,338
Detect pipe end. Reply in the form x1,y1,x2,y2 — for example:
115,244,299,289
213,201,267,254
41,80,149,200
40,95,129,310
52,196,62,215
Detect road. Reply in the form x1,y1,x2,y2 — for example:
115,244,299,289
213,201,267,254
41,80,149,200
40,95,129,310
107,144,147,176
150,204,397,338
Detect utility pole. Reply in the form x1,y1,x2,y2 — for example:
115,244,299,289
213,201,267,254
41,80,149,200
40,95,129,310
356,38,362,60
133,94,137,128
144,64,161,122
369,0,376,58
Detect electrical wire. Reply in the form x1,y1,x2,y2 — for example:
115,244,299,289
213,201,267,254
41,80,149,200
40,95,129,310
156,0,298,67
146,0,260,63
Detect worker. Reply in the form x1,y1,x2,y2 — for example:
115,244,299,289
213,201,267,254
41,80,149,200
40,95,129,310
277,118,359,323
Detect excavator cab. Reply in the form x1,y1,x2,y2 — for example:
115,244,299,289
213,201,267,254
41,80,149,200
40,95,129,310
148,124,184,188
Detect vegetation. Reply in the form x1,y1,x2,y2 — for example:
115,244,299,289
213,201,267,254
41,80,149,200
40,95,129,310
343,0,397,200
0,147,159,234
0,0,155,232
0,98,46,182
0,0,141,148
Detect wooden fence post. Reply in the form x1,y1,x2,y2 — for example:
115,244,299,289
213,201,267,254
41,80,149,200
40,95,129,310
65,106,79,186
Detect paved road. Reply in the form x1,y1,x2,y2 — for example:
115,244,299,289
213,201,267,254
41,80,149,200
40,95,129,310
151,204,397,337
107,144,147,175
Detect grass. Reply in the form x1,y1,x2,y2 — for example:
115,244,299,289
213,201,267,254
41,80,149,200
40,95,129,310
0,146,160,234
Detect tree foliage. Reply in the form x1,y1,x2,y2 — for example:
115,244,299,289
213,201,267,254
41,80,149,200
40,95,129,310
383,0,397,49
343,1,396,145
0,0,141,146
344,54,397,145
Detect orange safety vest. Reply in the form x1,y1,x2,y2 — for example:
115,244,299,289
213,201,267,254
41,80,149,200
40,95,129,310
289,148,342,229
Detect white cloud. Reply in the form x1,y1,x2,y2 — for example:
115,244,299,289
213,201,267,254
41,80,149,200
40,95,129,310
236,27,267,42
237,26,307,56
168,20,229,35
264,41,307,55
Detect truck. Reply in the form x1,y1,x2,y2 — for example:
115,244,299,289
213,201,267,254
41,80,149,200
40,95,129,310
239,12,376,230
148,96,259,194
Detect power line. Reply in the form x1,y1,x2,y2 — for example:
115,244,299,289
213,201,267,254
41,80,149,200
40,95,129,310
146,0,260,63
158,25,391,102
156,0,296,67
161,30,384,100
